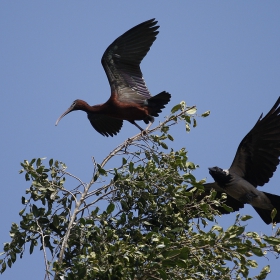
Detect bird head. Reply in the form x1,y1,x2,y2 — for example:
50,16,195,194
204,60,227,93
55,100,88,126
208,166,231,186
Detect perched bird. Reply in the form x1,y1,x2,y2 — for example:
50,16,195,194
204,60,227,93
55,19,171,137
203,97,280,224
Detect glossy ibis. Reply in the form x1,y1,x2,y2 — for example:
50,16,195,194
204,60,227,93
55,19,171,137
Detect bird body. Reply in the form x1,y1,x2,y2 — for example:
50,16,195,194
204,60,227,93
209,167,275,211
203,97,280,224
55,19,171,137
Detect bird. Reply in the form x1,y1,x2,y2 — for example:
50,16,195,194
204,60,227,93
199,97,280,224
55,19,171,137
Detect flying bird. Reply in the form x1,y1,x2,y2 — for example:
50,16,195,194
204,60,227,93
202,97,280,224
55,19,171,137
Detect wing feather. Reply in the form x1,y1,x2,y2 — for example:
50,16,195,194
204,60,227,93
87,113,123,137
101,19,159,103
229,97,280,187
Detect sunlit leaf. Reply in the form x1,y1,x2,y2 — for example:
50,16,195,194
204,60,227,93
241,215,252,221
186,107,197,115
201,110,210,117
263,236,280,245
271,208,277,220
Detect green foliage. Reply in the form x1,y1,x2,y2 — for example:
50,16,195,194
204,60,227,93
1,103,279,279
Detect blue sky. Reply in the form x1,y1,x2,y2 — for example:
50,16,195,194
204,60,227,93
1,1,280,279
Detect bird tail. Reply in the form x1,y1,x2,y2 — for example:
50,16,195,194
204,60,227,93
253,192,280,224
147,91,171,117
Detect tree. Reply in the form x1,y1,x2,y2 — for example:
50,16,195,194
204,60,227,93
1,102,280,279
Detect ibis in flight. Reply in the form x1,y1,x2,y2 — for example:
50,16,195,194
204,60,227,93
55,19,171,137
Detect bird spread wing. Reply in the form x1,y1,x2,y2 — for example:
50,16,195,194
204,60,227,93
229,97,280,187
101,19,159,104
87,113,123,137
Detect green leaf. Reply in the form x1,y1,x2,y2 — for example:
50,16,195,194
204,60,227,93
158,269,167,280
184,115,191,124
167,134,174,141
201,110,210,117
36,158,41,168
97,164,106,175
176,259,187,268
179,247,189,259
129,162,134,173
186,162,195,169
32,204,39,217
1,262,6,273
162,249,180,259
21,196,26,204
211,225,223,232
193,118,197,128
106,203,115,214
257,265,270,280
263,236,280,245
152,154,159,164
222,204,233,213
91,207,99,217
53,215,59,227
162,259,176,267
241,215,252,221
271,208,277,220
251,247,264,257
248,260,258,268
171,104,182,113
30,240,35,254
160,142,168,149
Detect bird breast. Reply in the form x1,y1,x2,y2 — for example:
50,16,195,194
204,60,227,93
98,98,149,121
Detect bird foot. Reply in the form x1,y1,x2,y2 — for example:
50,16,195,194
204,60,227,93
141,130,148,137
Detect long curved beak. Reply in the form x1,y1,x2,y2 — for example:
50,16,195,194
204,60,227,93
55,107,74,126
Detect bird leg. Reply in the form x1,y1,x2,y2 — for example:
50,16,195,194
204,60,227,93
128,120,144,132
144,119,154,131
129,115,154,136
143,115,154,134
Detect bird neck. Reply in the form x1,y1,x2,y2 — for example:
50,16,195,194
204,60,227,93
74,100,105,114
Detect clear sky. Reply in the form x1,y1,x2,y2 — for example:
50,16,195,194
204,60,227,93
1,1,280,279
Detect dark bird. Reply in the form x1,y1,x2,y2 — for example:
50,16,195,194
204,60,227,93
202,97,280,224
55,19,171,137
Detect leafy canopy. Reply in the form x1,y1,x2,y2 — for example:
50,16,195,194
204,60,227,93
1,102,280,280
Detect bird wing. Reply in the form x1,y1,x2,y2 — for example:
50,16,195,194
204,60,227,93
87,113,123,137
229,97,280,187
101,19,159,104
